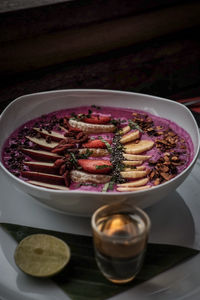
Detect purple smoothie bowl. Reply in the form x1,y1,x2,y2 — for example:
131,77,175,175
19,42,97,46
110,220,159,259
0,89,199,216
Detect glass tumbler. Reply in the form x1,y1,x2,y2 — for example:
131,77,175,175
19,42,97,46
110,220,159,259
91,202,151,284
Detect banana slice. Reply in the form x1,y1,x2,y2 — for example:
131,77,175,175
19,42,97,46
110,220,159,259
120,130,140,144
120,170,147,179
122,160,143,166
69,119,115,133
124,140,154,154
14,234,70,277
123,153,151,161
123,166,146,171
134,166,146,171
119,125,131,135
70,170,111,184
117,185,151,192
117,177,149,187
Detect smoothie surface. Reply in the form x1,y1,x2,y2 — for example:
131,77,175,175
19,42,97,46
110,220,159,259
2,105,194,192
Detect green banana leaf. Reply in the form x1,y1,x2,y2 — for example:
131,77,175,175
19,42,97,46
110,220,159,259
1,222,199,300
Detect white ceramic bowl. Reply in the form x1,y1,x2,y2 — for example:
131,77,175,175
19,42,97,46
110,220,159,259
0,89,199,216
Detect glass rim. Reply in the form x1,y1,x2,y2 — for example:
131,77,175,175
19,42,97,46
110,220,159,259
91,202,151,241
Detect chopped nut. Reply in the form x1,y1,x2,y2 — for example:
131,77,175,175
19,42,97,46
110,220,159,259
149,170,156,180
159,165,169,173
156,126,163,130
154,178,161,185
168,131,176,137
160,172,173,181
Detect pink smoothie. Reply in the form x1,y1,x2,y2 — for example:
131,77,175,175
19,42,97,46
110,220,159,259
1,105,194,192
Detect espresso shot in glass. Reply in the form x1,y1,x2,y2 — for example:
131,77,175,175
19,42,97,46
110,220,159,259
91,202,151,284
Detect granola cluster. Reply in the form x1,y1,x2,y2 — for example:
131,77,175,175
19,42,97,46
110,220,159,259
132,112,188,185
148,152,184,185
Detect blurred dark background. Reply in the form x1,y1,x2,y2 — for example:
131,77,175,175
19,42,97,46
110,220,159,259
0,0,200,112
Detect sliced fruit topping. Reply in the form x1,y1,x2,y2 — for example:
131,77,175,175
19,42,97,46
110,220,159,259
135,166,146,171
119,125,131,135
78,148,109,157
78,159,112,174
24,161,57,174
69,119,115,133
27,181,69,190
26,136,59,150
14,234,70,277
117,177,149,187
117,185,151,192
123,166,146,171
124,140,154,154
120,170,148,179
123,153,151,161
120,130,140,144
21,148,62,161
82,114,111,124
33,128,65,142
122,160,143,166
98,137,112,153
70,170,111,184
82,139,111,149
21,171,65,185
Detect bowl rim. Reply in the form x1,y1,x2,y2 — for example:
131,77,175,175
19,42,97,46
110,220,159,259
1,88,200,196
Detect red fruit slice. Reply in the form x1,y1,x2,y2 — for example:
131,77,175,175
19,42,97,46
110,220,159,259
21,171,65,185
26,136,58,151
27,180,69,190
82,115,111,124
78,159,112,174
33,128,65,142
24,161,58,174
82,139,111,149
21,148,62,162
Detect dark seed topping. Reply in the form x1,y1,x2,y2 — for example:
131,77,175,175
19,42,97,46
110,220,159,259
110,134,126,184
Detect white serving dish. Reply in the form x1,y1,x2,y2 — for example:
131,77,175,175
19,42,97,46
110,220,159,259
0,89,199,216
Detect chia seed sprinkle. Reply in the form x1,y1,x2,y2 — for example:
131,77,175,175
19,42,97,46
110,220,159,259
110,134,126,184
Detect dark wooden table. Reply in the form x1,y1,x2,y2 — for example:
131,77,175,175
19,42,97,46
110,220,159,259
1,0,200,112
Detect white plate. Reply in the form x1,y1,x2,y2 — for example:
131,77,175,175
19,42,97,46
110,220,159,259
0,150,200,300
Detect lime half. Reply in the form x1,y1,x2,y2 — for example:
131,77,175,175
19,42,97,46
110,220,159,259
14,234,71,277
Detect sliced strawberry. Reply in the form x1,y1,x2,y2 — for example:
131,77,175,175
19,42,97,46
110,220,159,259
78,159,112,174
82,114,111,124
82,139,111,149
